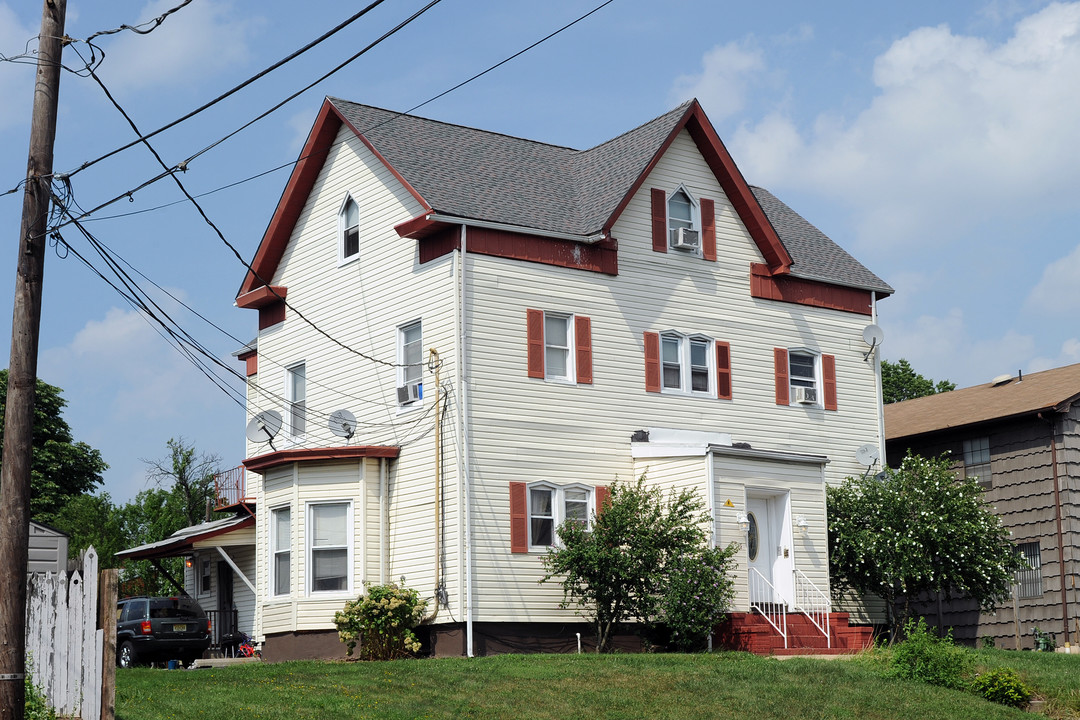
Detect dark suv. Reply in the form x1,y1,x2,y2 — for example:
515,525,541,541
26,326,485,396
116,596,211,667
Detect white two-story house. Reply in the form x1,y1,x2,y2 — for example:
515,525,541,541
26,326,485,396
197,97,894,660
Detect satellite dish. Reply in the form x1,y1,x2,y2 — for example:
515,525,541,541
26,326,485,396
862,324,885,360
855,443,880,467
246,410,282,446
328,409,356,439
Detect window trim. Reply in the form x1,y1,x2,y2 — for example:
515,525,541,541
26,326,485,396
543,312,575,383
1014,541,1042,599
527,482,594,550
658,330,715,396
269,505,291,599
788,348,820,405
305,500,353,596
397,319,424,409
285,362,306,438
526,309,591,385
338,194,360,265
666,185,700,253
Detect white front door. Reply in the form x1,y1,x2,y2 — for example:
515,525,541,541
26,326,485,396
747,497,775,604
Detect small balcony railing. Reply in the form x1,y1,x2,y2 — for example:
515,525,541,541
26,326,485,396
213,466,250,510
206,608,239,650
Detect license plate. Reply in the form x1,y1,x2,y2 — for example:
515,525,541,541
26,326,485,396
173,624,187,632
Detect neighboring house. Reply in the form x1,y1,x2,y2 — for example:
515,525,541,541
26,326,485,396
885,364,1080,649
136,97,893,660
29,520,68,573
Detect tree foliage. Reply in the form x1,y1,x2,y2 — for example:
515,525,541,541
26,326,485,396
881,359,956,404
0,369,108,520
827,453,1025,631
541,475,736,652
142,437,221,527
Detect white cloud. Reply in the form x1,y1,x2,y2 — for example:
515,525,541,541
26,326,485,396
0,3,37,131
95,0,261,94
669,39,766,120
1028,337,1080,372
1025,241,1080,314
726,3,1080,250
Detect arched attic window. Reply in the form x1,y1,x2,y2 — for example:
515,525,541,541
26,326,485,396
339,195,360,262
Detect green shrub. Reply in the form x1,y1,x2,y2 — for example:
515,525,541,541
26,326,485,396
890,618,973,690
970,667,1033,707
25,665,57,720
334,582,426,660
659,544,737,651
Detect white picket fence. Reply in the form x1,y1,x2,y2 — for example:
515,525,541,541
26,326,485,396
25,547,105,720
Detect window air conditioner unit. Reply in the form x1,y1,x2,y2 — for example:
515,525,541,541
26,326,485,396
793,386,817,404
397,382,422,405
673,227,700,250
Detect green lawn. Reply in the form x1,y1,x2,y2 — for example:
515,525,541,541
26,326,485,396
114,650,1080,720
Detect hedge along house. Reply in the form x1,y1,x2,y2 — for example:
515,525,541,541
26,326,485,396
885,364,1080,649
228,97,892,659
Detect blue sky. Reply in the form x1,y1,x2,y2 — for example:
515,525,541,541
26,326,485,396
2,0,1079,503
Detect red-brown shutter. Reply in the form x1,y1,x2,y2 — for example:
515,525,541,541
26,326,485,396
701,197,716,262
575,315,593,385
774,348,789,405
526,309,544,379
716,341,731,400
651,188,667,253
644,332,661,392
822,354,838,411
595,485,610,515
510,482,528,553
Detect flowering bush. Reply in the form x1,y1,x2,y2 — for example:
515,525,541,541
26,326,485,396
333,582,426,660
659,544,737,651
970,667,1033,707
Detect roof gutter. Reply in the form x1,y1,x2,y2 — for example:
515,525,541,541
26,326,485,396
425,213,606,244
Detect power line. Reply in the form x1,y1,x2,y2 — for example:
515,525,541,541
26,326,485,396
65,0,393,179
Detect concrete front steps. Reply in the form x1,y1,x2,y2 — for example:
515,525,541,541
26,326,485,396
714,612,875,656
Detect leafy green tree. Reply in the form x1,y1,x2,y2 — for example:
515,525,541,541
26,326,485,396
827,452,1026,634
0,369,108,520
541,475,736,652
49,492,128,568
881,359,956,404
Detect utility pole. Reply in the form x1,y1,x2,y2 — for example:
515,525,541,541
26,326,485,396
0,1,67,718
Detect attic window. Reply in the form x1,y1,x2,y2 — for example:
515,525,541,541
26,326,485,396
340,196,359,262
667,188,698,250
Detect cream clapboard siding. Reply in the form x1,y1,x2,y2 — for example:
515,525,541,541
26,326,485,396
462,129,881,622
247,126,462,637
711,455,828,609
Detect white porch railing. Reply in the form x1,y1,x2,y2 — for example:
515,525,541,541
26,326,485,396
793,569,831,648
748,567,787,648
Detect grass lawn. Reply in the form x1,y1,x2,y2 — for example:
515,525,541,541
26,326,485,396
115,650,1078,720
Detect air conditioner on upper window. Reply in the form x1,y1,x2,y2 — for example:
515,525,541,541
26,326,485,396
397,382,422,405
793,386,818,404
673,227,700,250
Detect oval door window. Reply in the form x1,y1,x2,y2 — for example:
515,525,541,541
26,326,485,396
746,512,759,561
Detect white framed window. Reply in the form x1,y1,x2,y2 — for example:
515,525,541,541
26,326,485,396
307,501,351,594
788,350,820,405
667,186,700,252
1014,541,1042,599
397,320,423,407
660,331,713,395
270,506,291,597
339,195,360,263
963,437,992,489
543,313,574,381
528,483,593,548
199,558,211,595
286,363,306,436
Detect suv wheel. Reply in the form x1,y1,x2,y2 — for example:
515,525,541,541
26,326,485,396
118,641,138,668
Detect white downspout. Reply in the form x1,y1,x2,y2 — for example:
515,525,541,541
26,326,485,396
457,225,474,657
379,457,388,583
706,449,715,652
871,292,886,467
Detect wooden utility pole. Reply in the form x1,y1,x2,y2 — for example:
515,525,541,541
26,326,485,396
0,1,67,718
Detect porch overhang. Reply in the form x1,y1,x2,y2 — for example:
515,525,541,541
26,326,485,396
242,445,400,474
115,514,255,561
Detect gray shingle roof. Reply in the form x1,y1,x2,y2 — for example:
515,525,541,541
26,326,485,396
329,97,891,294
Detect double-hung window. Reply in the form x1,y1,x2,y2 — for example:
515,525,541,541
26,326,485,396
200,559,211,595
528,484,593,548
271,506,291,597
308,502,350,594
660,332,713,394
286,363,306,436
789,351,818,403
397,320,423,407
340,196,359,262
963,437,992,489
667,187,696,248
774,348,836,410
526,309,592,384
